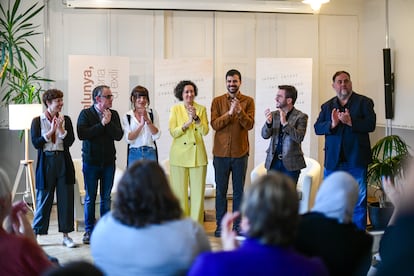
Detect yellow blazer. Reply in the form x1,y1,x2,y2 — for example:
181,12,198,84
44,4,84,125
169,102,209,167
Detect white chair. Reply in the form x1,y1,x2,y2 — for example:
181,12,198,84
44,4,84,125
72,158,124,231
160,159,216,211
250,157,321,214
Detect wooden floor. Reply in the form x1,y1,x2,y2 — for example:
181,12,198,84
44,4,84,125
30,205,222,266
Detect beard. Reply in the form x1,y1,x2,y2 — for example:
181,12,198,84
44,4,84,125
227,85,239,95
338,89,351,100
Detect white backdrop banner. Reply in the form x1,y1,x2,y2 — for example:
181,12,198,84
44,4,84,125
68,55,130,167
255,58,313,166
154,59,213,163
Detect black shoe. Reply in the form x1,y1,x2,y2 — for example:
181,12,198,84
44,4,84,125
214,227,221,238
82,232,91,244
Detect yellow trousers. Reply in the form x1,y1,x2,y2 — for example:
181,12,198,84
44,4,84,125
169,165,206,224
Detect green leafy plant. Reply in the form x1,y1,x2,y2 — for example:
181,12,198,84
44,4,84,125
0,0,53,105
367,135,410,206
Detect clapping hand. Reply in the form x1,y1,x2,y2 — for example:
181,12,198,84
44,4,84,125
7,201,36,242
331,108,340,129
338,108,352,126
279,109,287,126
102,109,112,126
186,104,196,123
264,108,272,124
220,212,240,251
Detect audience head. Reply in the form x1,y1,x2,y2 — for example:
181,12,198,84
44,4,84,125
0,168,11,221
112,160,182,227
130,85,150,106
42,89,64,108
312,171,358,224
43,261,103,276
241,171,299,246
174,80,198,101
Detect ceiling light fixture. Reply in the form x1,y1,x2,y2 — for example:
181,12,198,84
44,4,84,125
302,0,329,11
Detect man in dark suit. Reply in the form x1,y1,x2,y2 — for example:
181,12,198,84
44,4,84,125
262,85,308,184
314,71,376,230
77,85,123,244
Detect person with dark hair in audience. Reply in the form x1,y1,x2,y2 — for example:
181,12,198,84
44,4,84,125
0,168,55,275
77,85,123,244
294,171,373,276
31,88,77,248
91,160,211,275
188,172,328,276
376,157,414,275
123,85,160,167
169,80,209,224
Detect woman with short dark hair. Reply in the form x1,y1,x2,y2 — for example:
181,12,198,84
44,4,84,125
91,160,211,275
31,88,76,248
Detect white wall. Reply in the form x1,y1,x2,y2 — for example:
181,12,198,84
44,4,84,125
3,0,414,193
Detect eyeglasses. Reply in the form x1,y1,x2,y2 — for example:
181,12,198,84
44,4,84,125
99,94,114,100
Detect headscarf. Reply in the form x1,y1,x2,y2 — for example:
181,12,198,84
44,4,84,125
311,171,358,223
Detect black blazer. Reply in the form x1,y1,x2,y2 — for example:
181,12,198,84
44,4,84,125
31,115,75,189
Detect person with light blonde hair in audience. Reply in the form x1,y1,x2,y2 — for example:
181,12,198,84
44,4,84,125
188,172,328,275
294,171,373,276
0,168,54,275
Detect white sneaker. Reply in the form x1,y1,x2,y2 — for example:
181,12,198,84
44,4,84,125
62,237,76,248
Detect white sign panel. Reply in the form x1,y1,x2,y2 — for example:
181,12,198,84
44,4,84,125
68,55,130,167
154,59,213,163
255,58,313,166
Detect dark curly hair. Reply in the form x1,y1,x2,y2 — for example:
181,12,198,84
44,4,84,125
241,171,299,246
112,160,182,227
42,89,64,108
173,80,198,101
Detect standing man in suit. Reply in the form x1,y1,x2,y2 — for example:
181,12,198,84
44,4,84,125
314,71,376,230
211,69,255,237
77,85,123,244
262,85,308,184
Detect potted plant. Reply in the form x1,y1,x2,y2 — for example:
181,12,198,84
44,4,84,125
0,0,52,106
367,134,411,230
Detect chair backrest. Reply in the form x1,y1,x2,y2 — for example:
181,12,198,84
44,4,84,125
250,157,322,213
299,157,322,212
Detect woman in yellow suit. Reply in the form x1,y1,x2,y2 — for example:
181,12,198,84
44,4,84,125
169,80,209,224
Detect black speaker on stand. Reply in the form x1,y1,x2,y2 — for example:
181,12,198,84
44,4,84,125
383,48,394,119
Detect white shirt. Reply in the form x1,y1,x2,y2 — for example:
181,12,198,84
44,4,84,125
122,109,161,149
40,113,67,152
